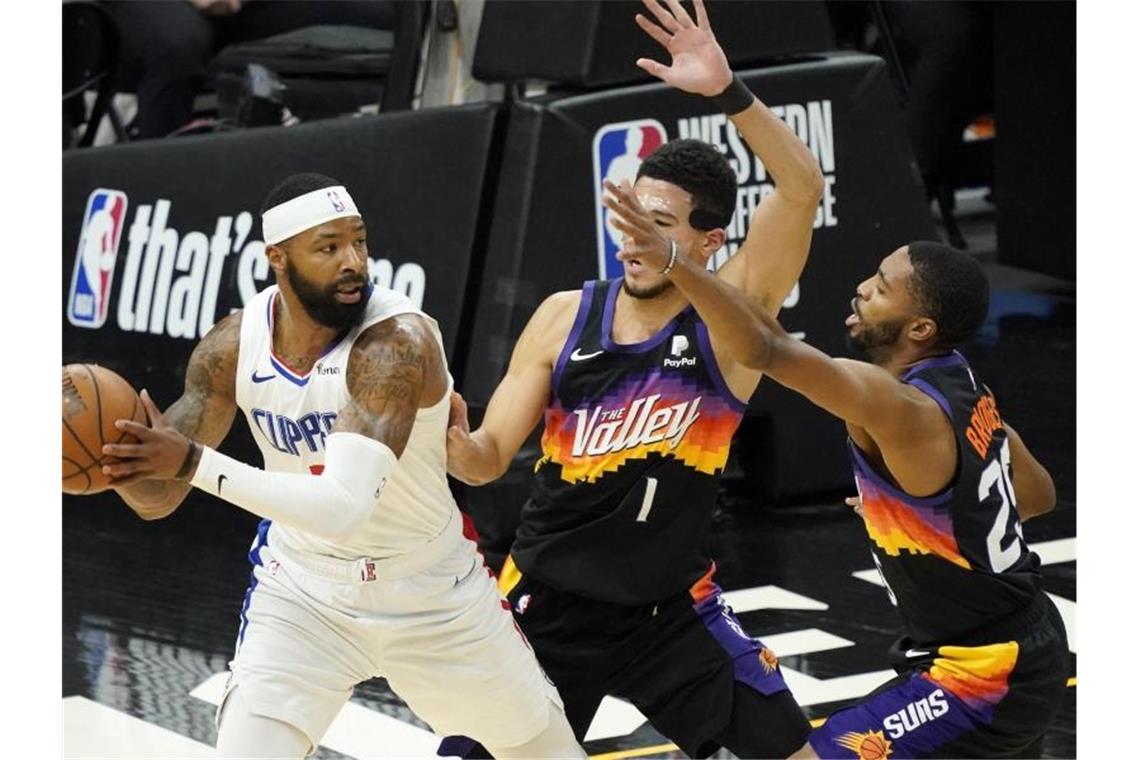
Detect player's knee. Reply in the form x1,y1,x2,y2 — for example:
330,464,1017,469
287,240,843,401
482,698,585,759
715,685,812,759
788,740,820,759
216,685,313,759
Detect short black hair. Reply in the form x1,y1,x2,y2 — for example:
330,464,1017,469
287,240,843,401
636,139,737,230
261,172,342,214
905,240,990,348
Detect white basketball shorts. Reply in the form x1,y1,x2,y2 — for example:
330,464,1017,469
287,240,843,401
219,511,563,752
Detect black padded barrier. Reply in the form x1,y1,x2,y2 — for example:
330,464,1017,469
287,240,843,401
473,0,835,89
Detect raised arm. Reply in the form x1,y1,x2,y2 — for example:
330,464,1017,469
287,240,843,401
1004,422,1056,521
447,291,579,485
635,0,824,314
108,311,240,520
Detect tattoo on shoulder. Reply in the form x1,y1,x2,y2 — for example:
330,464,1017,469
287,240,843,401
169,311,241,438
191,311,241,395
341,315,432,448
348,316,427,402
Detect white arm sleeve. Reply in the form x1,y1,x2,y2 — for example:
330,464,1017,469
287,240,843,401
189,432,397,541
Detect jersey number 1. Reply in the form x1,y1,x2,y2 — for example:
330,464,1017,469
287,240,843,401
979,438,1026,573
636,477,659,522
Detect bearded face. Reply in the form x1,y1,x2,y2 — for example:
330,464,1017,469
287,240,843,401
285,258,370,331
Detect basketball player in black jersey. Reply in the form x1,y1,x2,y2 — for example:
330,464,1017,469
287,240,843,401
444,0,823,756
710,240,1067,758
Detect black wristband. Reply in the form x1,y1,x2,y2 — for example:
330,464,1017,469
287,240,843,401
174,439,199,480
709,75,754,116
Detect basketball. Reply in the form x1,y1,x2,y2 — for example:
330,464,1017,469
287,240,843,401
62,364,147,495
859,733,890,760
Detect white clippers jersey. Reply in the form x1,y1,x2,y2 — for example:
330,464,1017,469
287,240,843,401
234,284,458,560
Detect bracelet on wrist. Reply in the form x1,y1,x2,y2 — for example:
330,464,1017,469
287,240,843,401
660,239,678,275
709,75,754,116
175,439,200,480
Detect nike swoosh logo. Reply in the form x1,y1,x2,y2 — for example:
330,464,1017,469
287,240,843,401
217,474,228,494
905,649,931,658
570,348,604,362
251,371,276,383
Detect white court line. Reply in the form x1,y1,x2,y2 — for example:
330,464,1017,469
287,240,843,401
1030,537,1076,565
722,585,828,613
761,628,854,657
192,672,445,758
63,696,215,759
586,696,651,742
782,667,898,707
851,568,885,587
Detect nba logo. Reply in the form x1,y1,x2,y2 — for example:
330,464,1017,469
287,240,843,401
327,190,346,212
67,189,128,329
592,119,668,280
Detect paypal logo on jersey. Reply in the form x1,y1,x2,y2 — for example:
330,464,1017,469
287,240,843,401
68,189,129,328
592,119,667,280
252,408,338,456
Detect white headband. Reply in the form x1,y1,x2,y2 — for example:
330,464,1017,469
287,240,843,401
262,185,361,244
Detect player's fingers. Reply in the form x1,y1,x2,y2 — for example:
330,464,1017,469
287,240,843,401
600,191,631,218
694,0,710,30
610,177,636,202
102,460,150,479
664,0,695,28
844,496,859,507
101,443,146,458
139,389,165,427
448,403,469,434
604,209,644,239
602,186,651,226
635,58,669,82
618,181,649,214
446,426,472,448
635,13,672,48
641,0,681,32
116,419,154,439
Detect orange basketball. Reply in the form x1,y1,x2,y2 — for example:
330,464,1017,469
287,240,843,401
62,364,146,495
859,733,890,760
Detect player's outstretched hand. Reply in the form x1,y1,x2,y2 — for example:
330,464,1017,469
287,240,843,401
101,389,197,485
845,495,865,519
634,0,732,97
446,391,483,482
447,390,470,437
601,179,674,273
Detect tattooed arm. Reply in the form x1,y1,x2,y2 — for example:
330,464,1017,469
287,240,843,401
111,312,240,520
106,312,440,541
333,313,442,454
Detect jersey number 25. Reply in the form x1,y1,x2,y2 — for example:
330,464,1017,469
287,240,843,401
980,438,1027,573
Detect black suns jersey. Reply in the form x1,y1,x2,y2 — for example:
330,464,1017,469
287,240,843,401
852,350,1042,645
511,279,748,605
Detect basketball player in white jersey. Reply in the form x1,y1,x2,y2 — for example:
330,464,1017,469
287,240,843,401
100,173,584,760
